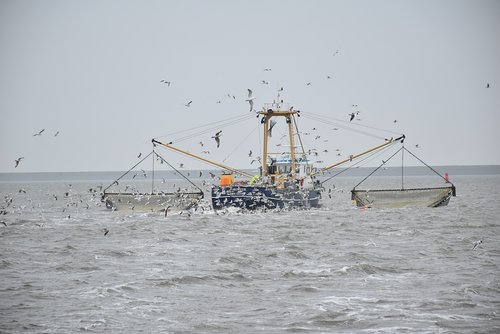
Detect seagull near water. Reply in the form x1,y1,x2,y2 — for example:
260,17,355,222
472,240,482,250
14,157,24,168
246,89,255,112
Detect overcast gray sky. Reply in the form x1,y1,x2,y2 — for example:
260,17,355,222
1,0,499,173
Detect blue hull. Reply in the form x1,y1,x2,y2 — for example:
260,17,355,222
211,186,322,210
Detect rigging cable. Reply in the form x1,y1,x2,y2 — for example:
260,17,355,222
153,151,204,195
301,111,402,140
320,141,398,185
153,114,254,144
222,122,260,163
102,151,154,193
352,146,404,190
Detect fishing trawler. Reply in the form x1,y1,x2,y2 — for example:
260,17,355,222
103,89,452,212
151,92,404,210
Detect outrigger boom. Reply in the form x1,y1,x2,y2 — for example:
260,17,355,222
310,135,405,177
152,139,253,178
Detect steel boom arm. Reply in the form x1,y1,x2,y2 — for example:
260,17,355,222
152,139,253,178
310,135,404,177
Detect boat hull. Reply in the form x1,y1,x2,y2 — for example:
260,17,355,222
102,191,204,211
211,185,322,210
351,186,455,208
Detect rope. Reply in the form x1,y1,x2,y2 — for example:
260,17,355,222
153,114,254,144
301,111,402,140
153,151,204,195
320,142,397,185
103,151,154,193
222,122,260,162
403,147,453,185
352,147,403,190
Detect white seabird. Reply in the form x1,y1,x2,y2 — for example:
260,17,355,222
246,89,255,112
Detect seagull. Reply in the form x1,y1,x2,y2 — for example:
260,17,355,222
393,119,398,123
54,131,59,137
486,83,490,88
472,240,482,250
264,68,272,71
179,163,184,168
160,80,171,86
103,228,109,236
261,80,269,85
327,75,332,79
164,206,172,217
415,144,420,148
198,141,204,147
212,130,222,148
268,120,277,137
185,101,192,107
250,156,262,165
33,129,45,136
137,152,142,159
246,89,255,111
14,157,24,168
349,112,356,122
306,82,312,86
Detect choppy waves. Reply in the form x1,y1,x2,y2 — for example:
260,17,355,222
0,175,499,333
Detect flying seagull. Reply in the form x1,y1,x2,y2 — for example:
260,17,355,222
14,157,24,168
54,131,59,137
103,228,109,236
33,129,45,136
160,80,171,86
246,89,255,111
268,120,277,137
212,130,222,148
349,112,358,122
184,101,192,107
486,83,490,88
472,240,482,250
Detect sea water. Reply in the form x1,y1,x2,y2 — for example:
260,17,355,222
0,170,499,333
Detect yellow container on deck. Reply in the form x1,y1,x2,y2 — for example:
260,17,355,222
220,174,234,186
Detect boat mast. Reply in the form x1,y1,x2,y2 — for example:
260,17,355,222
262,114,270,176
259,92,298,178
287,115,296,178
